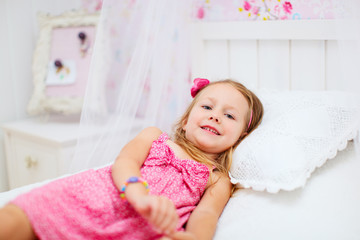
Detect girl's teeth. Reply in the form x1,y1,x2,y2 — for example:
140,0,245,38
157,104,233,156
203,127,219,135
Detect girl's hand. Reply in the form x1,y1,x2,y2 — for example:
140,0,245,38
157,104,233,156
131,195,179,235
161,231,197,240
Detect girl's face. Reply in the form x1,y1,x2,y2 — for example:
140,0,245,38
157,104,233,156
183,83,249,157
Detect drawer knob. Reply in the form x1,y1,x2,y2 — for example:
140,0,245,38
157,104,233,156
25,156,38,169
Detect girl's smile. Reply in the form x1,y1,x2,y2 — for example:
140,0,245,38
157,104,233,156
200,125,220,135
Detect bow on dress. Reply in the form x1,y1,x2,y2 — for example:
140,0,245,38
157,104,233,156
143,143,210,192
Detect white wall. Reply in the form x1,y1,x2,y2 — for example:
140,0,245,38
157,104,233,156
0,0,82,192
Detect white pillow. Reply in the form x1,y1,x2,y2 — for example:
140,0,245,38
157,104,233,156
230,90,360,193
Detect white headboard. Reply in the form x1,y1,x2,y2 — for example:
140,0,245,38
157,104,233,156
191,20,357,91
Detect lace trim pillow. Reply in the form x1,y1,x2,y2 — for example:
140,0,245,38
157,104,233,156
230,90,360,193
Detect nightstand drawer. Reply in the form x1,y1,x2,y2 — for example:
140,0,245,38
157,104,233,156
10,137,58,188
2,119,79,189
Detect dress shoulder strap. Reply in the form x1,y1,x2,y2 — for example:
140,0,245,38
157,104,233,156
156,132,169,143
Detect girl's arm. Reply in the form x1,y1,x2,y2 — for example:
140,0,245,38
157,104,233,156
111,127,179,235
166,172,232,240
111,127,161,196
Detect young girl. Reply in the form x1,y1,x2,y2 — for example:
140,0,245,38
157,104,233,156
0,78,263,240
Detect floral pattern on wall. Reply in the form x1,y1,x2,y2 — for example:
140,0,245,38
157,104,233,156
237,0,293,20
194,0,342,21
81,0,344,21
81,0,103,13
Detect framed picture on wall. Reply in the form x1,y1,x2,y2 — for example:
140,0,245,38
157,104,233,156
27,10,100,115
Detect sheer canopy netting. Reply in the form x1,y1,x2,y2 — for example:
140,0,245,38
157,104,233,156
70,0,193,172
70,0,360,178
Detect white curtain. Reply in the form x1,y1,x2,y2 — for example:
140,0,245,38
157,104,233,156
70,0,193,172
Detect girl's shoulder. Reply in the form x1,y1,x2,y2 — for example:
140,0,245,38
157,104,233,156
206,170,232,192
211,170,231,182
137,127,163,142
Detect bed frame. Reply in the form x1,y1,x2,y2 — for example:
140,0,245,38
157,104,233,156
191,19,357,92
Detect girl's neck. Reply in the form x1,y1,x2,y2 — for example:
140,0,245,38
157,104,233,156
175,139,219,164
201,151,218,162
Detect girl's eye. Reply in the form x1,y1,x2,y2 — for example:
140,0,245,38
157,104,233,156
202,105,212,110
225,113,235,119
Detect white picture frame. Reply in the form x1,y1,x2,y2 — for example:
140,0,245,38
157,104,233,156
27,10,100,115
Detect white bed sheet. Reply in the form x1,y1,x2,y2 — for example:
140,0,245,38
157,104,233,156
1,143,359,240
214,141,360,240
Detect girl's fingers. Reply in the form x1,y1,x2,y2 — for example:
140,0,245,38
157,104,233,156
131,195,178,234
132,197,151,218
149,196,169,226
148,196,178,234
157,201,178,234
159,237,172,240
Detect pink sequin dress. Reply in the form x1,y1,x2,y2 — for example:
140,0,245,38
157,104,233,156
12,133,210,240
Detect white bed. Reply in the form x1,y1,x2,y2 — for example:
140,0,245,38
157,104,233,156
1,19,360,239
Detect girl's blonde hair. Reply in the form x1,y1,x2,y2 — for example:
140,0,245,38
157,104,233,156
173,79,263,177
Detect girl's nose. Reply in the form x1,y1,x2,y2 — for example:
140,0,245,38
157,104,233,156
209,116,220,123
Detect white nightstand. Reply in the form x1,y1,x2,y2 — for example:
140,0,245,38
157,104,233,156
2,118,80,189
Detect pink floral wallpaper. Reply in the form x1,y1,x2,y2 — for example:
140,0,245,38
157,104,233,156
81,0,103,12
81,0,342,21
194,0,341,21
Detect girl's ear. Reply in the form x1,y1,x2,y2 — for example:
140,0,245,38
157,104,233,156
182,119,188,131
235,132,248,146
240,132,248,139
235,132,249,146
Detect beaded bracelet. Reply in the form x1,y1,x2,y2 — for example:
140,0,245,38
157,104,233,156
119,176,149,200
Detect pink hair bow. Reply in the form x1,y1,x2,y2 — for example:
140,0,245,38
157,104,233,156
191,78,210,98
